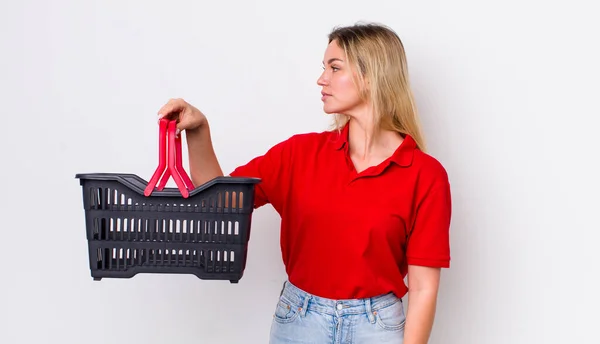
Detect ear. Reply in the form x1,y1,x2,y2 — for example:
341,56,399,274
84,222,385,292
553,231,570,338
360,76,370,96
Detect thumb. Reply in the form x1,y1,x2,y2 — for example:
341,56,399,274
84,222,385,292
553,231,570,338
174,116,186,137
175,119,191,137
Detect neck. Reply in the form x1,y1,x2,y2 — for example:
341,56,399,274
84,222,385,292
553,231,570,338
347,115,403,161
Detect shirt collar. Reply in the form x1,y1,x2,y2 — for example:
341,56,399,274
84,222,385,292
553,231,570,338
329,122,416,167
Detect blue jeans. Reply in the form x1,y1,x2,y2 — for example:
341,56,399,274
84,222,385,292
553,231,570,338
269,281,406,343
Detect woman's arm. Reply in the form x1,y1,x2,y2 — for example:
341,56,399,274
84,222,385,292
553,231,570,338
403,265,441,344
157,98,224,187
185,121,224,187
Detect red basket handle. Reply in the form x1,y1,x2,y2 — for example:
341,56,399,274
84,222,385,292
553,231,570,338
144,119,195,198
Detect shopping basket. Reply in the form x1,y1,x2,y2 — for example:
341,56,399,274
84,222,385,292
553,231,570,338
75,119,260,283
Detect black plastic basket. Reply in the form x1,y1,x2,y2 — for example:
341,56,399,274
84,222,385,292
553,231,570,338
75,119,260,283
76,173,260,283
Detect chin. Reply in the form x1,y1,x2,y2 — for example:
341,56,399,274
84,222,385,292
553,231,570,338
323,105,344,114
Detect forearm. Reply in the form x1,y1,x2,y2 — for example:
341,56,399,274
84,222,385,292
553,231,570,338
403,289,438,344
185,121,224,187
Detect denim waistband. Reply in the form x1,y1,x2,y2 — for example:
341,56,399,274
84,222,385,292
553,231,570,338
279,280,401,317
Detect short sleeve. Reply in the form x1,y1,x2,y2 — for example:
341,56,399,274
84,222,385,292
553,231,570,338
228,137,293,212
406,181,452,268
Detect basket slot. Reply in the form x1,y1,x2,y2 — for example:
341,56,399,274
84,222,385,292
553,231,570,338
187,220,194,242
200,249,236,273
88,186,135,210
90,187,97,208
209,191,237,213
205,221,211,242
212,191,245,212
92,216,242,244
206,250,213,272
96,187,105,209
90,188,247,212
230,251,235,271
105,188,111,209
214,250,219,272
139,248,145,266
223,191,243,211
116,248,121,270
96,248,143,270
107,248,112,270
94,246,238,273
81,177,258,211
99,188,106,209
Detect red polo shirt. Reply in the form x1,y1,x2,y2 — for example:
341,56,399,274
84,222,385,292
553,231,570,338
229,123,451,299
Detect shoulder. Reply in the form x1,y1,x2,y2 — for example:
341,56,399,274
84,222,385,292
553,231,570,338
411,148,451,191
290,127,337,142
277,128,339,150
255,128,336,165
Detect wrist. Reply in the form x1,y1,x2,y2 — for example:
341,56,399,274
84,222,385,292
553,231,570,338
186,121,208,136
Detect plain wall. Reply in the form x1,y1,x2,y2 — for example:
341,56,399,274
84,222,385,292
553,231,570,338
1,0,598,343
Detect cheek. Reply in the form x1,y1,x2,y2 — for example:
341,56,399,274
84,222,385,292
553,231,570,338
334,74,359,99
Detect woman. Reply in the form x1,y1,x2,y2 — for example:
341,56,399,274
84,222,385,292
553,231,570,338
158,23,451,344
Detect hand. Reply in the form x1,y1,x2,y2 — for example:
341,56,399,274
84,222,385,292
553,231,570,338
157,98,207,134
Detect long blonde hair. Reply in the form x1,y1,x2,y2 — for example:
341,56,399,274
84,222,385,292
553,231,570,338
328,23,427,152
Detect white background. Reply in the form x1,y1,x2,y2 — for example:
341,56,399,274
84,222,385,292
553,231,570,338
1,0,599,343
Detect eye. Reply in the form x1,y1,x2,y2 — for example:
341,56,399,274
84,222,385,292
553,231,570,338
331,66,340,72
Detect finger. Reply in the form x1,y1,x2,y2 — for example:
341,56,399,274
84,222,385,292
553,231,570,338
175,108,191,130
157,103,177,118
157,98,185,118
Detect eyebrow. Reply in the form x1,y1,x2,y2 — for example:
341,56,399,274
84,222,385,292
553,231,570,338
323,58,344,65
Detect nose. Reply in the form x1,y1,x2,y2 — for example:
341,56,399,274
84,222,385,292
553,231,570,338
317,70,328,86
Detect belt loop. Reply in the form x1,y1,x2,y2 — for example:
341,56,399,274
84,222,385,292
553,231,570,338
299,294,310,317
365,298,375,324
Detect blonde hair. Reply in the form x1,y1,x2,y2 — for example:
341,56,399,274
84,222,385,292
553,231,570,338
328,23,427,152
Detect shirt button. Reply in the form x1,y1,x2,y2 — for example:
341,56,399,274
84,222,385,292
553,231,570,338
336,304,343,310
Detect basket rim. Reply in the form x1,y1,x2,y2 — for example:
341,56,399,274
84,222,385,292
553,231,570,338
75,173,260,197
